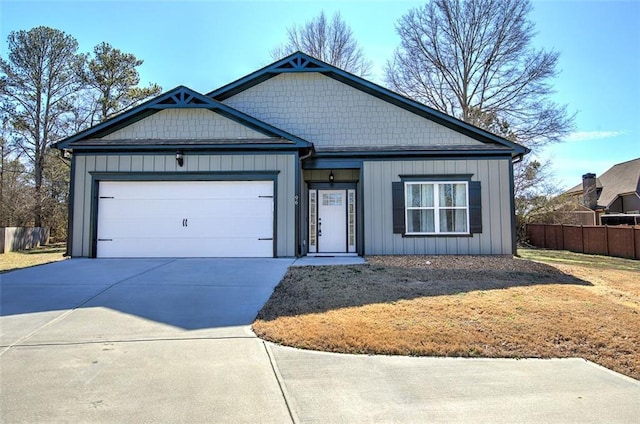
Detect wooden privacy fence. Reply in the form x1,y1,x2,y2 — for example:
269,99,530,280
0,227,50,254
527,224,640,260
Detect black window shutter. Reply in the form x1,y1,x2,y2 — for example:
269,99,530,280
469,181,482,234
392,182,405,234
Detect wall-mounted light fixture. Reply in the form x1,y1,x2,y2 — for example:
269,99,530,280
176,150,184,167
329,170,335,184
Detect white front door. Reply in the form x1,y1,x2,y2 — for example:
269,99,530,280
308,188,357,254
317,190,346,253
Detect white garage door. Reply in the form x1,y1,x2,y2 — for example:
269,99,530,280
96,181,274,258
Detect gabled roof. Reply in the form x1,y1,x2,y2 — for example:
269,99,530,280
54,86,312,150
566,157,640,208
208,52,529,159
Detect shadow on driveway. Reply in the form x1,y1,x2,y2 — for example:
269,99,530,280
0,258,293,333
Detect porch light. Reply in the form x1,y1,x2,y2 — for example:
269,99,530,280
176,150,184,167
329,170,334,184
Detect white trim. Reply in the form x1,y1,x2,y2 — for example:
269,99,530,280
308,190,317,253
404,181,470,235
307,253,359,257
347,189,356,253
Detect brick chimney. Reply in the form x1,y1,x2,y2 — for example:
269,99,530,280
582,173,598,210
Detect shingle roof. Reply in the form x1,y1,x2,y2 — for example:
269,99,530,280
566,157,640,208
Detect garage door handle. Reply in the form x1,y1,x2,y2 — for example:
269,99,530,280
258,238,273,241
182,218,188,227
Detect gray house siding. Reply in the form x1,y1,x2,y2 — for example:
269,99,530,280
363,158,513,255
71,153,296,257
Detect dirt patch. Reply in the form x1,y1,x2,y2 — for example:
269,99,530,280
253,253,640,380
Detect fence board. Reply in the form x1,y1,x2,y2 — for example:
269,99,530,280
528,224,546,247
526,224,639,260
563,226,584,253
607,226,635,259
583,227,608,256
544,225,564,250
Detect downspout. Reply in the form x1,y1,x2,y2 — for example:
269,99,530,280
296,147,314,256
62,149,74,257
299,147,314,162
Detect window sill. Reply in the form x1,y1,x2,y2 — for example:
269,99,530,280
402,233,473,238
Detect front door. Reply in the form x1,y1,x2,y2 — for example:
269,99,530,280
308,188,356,254
318,190,346,252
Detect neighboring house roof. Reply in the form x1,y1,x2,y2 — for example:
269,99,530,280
566,157,640,208
54,86,312,150
208,52,529,159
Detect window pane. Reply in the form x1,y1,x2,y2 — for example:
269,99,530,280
439,183,467,207
439,209,468,232
407,184,434,207
322,193,342,206
407,209,435,233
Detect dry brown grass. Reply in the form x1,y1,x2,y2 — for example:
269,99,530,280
0,244,67,273
253,251,640,380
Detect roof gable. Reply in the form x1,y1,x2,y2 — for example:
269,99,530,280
54,86,311,150
208,52,529,158
101,109,272,140
221,72,498,153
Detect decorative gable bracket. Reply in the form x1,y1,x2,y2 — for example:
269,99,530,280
153,88,211,108
271,55,327,72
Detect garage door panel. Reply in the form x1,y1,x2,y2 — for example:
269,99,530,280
99,193,272,219
200,218,273,237
99,181,272,199
97,181,274,258
98,238,273,258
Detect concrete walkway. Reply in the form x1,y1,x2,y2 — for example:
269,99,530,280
292,256,366,266
1,259,638,423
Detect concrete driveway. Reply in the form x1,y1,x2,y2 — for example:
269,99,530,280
1,259,639,423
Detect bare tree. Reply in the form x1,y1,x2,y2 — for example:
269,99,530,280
386,0,573,149
272,11,372,77
0,26,84,226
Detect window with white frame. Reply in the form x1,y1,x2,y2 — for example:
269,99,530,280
404,181,469,234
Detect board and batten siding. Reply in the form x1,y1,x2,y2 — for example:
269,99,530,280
363,158,513,255
223,73,485,150
71,153,296,257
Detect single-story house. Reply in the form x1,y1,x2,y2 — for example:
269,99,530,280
54,52,528,258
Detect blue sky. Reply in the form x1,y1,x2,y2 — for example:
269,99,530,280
1,0,639,189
